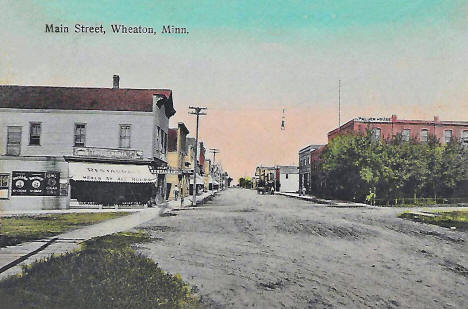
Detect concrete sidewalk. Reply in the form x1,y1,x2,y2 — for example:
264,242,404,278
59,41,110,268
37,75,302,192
167,191,217,210
0,208,141,217
276,192,369,207
0,207,161,280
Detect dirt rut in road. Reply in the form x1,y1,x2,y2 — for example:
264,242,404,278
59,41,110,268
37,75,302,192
135,189,467,309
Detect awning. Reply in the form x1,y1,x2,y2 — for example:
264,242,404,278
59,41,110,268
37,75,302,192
189,174,204,185
213,180,220,186
69,162,156,183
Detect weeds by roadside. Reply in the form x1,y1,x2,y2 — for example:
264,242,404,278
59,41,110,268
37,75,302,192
399,210,468,231
0,212,131,247
0,231,204,309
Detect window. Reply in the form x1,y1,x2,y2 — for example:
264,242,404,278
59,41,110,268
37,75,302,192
29,122,41,145
119,125,131,148
6,126,21,156
420,129,428,143
372,128,381,141
155,126,161,151
402,129,410,142
0,174,9,199
463,130,468,145
74,123,86,147
444,130,452,144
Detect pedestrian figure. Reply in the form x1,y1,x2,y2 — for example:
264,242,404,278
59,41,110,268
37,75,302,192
270,185,275,195
173,185,179,200
302,186,306,196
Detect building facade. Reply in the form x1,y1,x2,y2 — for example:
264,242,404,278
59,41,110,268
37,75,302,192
328,115,468,144
276,165,299,193
166,122,190,201
0,76,176,210
298,145,323,194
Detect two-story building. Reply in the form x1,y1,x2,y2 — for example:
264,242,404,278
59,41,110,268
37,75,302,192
0,76,176,210
298,145,323,194
166,122,190,200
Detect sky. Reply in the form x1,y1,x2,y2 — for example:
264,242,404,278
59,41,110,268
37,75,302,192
1,0,468,181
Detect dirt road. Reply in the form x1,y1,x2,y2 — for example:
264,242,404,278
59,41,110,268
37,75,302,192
136,189,467,309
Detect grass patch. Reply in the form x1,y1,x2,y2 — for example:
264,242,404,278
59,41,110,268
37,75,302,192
399,210,468,231
0,212,131,247
0,231,204,309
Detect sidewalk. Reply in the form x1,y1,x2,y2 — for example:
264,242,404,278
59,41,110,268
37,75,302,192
276,192,369,207
167,190,217,210
0,207,160,280
0,208,141,217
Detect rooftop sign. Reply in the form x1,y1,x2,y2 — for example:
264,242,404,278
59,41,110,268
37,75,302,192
354,117,391,123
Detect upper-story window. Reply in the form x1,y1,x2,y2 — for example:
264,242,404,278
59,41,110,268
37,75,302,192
444,130,452,144
7,126,22,156
402,129,410,142
372,128,381,141
420,129,428,143
119,125,131,148
463,130,468,145
74,123,86,147
29,122,41,145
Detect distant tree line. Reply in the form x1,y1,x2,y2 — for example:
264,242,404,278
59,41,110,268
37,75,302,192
311,132,468,205
238,177,253,189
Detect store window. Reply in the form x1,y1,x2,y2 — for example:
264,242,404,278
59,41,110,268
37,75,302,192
7,126,22,156
420,129,428,143
402,129,410,142
29,122,41,145
74,123,86,147
119,125,131,148
0,174,9,199
444,130,452,144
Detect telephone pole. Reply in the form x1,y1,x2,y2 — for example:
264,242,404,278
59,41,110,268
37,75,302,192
189,106,207,206
209,148,220,163
338,80,341,129
209,148,220,191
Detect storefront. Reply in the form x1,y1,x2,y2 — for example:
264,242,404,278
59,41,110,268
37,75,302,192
68,162,156,206
0,156,69,211
189,173,204,195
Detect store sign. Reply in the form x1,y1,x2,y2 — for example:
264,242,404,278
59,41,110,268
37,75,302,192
73,147,144,160
149,166,180,175
11,171,60,196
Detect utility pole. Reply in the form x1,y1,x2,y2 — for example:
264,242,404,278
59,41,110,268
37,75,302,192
209,148,220,163
209,148,220,191
338,80,341,129
188,106,207,206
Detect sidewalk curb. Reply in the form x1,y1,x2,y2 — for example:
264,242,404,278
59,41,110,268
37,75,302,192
276,192,369,207
0,237,58,275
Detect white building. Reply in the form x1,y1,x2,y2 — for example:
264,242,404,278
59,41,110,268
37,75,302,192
0,75,176,210
277,166,299,193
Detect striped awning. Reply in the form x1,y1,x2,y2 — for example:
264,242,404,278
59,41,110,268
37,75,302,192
69,162,156,183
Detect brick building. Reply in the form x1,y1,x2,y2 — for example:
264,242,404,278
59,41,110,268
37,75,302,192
328,115,468,144
298,144,323,194
0,76,176,210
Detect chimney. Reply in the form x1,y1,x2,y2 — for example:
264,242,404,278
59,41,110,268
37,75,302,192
434,115,439,122
391,114,397,122
113,75,120,89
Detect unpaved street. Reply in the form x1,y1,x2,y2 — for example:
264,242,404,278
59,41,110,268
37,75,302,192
136,189,467,309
